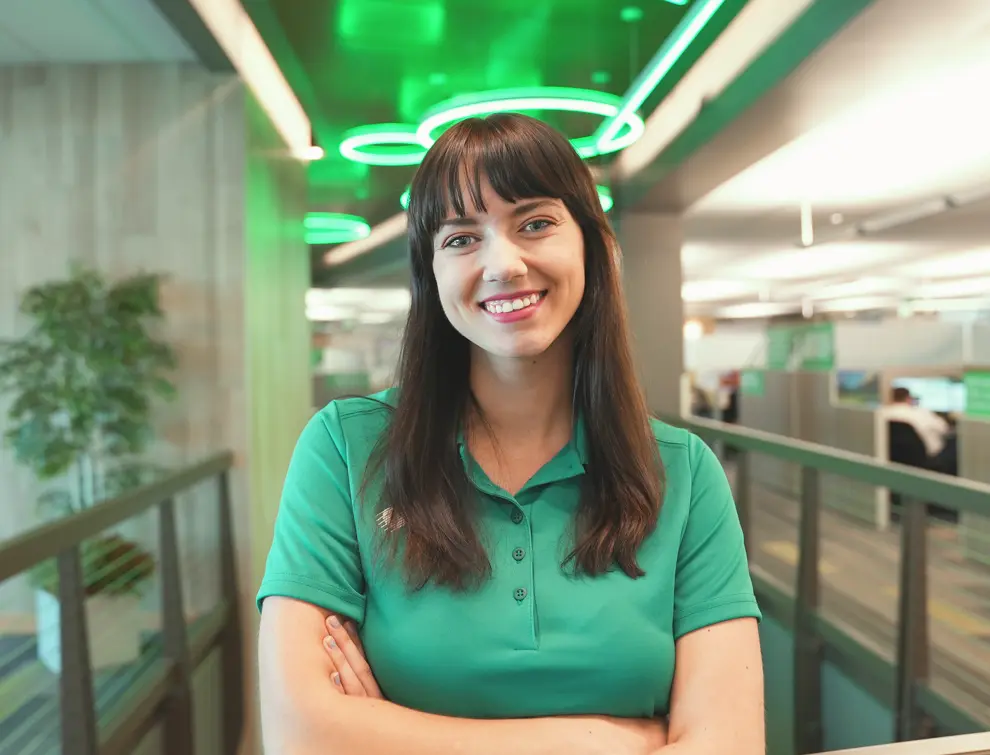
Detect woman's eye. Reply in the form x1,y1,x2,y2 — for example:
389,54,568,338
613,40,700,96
444,234,476,249
523,219,553,233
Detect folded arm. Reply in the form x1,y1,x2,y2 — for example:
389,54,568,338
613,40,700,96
662,617,765,755
258,596,666,755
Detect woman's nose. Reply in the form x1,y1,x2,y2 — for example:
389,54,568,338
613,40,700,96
482,236,528,282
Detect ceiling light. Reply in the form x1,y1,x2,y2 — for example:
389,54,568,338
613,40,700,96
908,297,990,313
300,145,324,161
305,213,372,245
725,242,910,282
416,87,645,159
620,6,644,22
187,0,311,161
716,302,801,319
683,319,704,340
596,0,726,152
305,304,357,322
915,277,990,300
339,123,428,166
597,185,614,212
895,248,990,280
307,287,412,312
682,279,756,302
815,296,900,313
805,277,905,300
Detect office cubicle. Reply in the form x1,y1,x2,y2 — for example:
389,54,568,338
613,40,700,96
739,365,967,530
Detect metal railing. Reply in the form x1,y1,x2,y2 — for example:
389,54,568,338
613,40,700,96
661,414,990,753
0,451,242,755
819,731,990,754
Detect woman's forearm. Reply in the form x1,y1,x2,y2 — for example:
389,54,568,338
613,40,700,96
272,691,655,755
258,599,662,755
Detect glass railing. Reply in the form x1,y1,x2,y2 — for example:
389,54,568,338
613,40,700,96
818,731,990,753
0,452,241,755
663,414,990,752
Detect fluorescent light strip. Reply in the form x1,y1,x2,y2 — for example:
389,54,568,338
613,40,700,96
595,0,726,151
187,0,312,159
325,212,409,266
615,0,814,181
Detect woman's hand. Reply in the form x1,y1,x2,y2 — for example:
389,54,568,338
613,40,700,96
321,613,667,754
322,613,383,698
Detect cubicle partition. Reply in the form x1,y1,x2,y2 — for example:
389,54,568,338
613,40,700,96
740,370,802,499
739,370,887,526
959,418,990,566
738,363,976,531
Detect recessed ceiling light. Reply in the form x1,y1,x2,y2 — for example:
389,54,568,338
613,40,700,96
620,6,643,23
304,213,371,245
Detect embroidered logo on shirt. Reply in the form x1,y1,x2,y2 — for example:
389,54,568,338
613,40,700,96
377,507,406,531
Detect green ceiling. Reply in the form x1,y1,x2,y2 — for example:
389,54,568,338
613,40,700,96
243,0,749,245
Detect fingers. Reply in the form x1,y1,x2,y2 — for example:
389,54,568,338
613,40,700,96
323,634,361,695
324,614,383,699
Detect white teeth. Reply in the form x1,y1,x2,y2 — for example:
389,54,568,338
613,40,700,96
484,292,543,314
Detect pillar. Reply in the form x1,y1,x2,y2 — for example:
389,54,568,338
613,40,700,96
617,212,685,417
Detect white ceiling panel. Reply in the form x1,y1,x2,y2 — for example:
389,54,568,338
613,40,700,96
0,0,194,64
679,0,990,319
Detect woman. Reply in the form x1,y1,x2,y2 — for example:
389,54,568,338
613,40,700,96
257,113,764,755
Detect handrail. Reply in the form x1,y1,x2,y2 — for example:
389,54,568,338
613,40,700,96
820,732,990,754
0,450,234,583
659,412,990,750
660,414,990,516
0,450,243,755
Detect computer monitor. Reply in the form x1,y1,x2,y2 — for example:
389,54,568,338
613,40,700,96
890,377,967,413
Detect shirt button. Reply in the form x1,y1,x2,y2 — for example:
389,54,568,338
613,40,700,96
514,587,528,601
512,548,525,561
510,509,524,524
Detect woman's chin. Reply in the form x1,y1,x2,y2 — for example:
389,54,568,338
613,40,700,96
475,330,565,360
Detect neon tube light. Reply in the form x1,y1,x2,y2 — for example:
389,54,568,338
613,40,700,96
595,0,726,152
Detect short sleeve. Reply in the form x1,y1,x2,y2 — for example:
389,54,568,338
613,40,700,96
672,435,761,639
256,403,366,622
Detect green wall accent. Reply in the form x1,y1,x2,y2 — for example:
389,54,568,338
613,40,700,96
741,369,766,396
244,91,314,592
765,323,835,372
964,370,990,418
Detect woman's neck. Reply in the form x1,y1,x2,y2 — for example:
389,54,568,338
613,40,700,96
468,336,574,448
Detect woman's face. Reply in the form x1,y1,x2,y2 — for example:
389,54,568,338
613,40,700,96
431,177,586,360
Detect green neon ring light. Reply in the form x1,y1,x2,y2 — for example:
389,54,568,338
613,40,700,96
339,124,428,167
415,87,645,159
304,213,371,244
400,184,613,212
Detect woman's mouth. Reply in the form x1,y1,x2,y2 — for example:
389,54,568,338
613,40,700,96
479,290,547,323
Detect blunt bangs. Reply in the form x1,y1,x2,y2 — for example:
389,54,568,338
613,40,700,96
407,114,602,254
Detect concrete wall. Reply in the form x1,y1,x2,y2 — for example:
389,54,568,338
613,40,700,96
0,63,311,755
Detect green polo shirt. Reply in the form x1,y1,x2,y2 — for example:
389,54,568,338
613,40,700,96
257,391,760,719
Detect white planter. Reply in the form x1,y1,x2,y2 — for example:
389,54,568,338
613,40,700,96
35,589,143,674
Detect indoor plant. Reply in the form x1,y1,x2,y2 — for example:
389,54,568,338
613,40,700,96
0,266,177,672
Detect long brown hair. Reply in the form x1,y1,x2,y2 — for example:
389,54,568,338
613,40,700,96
366,113,664,590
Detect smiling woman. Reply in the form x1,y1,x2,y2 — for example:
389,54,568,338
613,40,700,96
257,114,764,755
